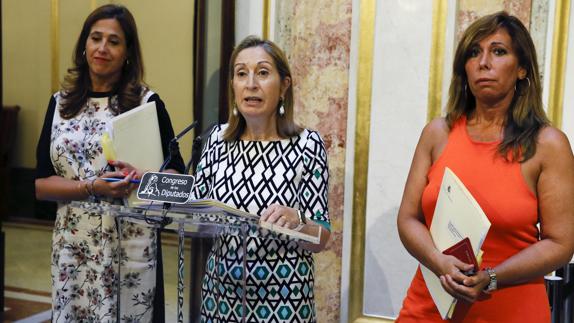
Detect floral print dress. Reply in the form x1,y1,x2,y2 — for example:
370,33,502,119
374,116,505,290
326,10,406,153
40,91,160,322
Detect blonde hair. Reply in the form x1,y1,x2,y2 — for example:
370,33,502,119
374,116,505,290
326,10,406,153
223,35,302,141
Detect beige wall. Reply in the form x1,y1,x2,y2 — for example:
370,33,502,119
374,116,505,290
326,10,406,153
3,0,194,168
2,1,52,168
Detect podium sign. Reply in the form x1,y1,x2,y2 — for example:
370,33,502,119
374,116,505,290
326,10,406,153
137,172,194,204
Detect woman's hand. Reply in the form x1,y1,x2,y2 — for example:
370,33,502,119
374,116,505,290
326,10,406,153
436,253,476,278
94,169,137,198
260,204,301,229
109,160,145,179
440,265,491,303
260,203,331,252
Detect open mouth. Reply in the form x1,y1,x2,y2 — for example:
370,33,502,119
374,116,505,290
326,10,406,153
244,96,263,103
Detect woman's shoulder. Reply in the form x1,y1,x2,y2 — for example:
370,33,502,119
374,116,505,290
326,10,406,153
421,117,449,145
536,125,574,157
296,128,323,144
51,91,65,111
208,123,227,142
424,117,449,134
141,87,156,102
296,129,328,157
52,91,64,102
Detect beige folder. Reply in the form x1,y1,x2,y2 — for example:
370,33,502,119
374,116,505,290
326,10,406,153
111,101,164,206
420,167,491,319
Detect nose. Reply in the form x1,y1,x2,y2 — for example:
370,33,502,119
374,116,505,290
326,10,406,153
478,52,490,69
97,40,108,53
246,72,258,89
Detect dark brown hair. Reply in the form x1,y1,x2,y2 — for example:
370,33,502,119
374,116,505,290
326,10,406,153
446,11,548,162
60,4,145,119
223,35,302,141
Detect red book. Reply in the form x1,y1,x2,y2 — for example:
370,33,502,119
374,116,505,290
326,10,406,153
442,237,479,275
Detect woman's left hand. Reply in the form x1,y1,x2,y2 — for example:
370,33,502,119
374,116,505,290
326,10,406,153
260,204,300,229
440,269,491,303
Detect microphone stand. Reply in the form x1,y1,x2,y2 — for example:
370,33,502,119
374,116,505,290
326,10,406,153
185,123,217,175
156,120,199,225
159,120,199,172
185,135,204,175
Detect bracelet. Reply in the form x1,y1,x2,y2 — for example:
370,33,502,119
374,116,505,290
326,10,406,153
82,181,91,198
297,209,307,225
89,178,97,197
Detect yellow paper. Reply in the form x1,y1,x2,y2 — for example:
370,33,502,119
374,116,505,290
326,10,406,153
101,132,116,162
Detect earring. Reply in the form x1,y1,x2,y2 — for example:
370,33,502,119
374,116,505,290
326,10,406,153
82,50,86,56
278,98,285,116
233,106,238,116
516,77,531,95
126,59,130,65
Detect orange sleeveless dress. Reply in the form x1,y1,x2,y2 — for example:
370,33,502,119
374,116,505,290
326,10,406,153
396,118,550,322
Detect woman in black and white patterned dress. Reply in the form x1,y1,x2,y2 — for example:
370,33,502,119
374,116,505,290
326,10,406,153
193,36,331,322
35,5,183,322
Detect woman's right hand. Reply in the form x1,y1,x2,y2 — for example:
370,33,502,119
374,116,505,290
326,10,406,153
436,253,475,279
93,170,137,198
435,253,479,301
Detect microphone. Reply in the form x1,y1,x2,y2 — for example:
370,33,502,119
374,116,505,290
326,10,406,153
174,120,199,142
159,120,199,172
185,123,218,174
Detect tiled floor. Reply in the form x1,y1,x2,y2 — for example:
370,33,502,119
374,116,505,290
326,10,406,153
2,221,198,322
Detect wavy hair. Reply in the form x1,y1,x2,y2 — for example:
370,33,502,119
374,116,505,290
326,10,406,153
445,11,548,162
223,35,302,141
60,4,145,119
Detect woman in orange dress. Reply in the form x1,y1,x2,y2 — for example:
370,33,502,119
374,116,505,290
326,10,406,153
396,11,574,322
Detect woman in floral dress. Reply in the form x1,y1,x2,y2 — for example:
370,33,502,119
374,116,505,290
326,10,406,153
35,4,183,322
193,36,331,322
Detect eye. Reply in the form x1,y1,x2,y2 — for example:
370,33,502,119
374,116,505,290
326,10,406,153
493,47,507,56
257,69,269,77
235,70,247,78
468,47,480,58
90,35,101,42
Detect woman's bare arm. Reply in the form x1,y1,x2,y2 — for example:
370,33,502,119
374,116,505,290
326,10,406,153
448,127,574,302
398,119,474,278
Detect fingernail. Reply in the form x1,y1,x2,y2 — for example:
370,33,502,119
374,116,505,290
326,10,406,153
123,170,129,175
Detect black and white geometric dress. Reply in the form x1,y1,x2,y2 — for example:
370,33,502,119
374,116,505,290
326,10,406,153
194,124,330,322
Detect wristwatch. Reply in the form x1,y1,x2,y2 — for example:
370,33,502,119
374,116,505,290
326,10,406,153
484,267,497,292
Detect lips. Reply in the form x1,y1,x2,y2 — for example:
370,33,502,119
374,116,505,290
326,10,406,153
93,57,109,63
476,78,495,84
244,96,263,104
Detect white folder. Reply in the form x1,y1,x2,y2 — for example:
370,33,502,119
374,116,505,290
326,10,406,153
110,101,164,206
420,167,491,319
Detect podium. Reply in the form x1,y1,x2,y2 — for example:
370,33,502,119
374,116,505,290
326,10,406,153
69,200,319,322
